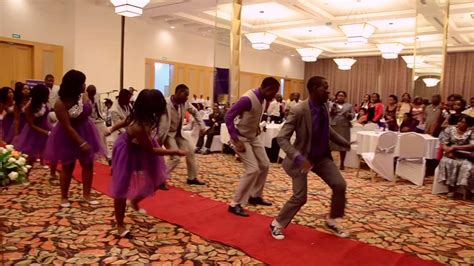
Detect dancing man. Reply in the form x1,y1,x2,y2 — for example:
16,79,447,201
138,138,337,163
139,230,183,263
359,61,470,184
159,84,206,188
225,77,280,217
270,76,351,239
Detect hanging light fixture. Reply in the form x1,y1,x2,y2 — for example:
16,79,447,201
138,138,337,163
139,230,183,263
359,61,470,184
245,10,276,50
402,55,425,68
377,43,404,59
339,23,376,44
110,0,150,17
422,77,440,87
245,32,277,50
296,48,323,62
376,22,404,59
333,58,357,70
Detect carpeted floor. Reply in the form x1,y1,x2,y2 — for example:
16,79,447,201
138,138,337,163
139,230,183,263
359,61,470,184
1,153,473,265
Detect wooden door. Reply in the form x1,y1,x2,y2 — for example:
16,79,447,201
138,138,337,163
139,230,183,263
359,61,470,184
0,42,14,87
0,42,33,87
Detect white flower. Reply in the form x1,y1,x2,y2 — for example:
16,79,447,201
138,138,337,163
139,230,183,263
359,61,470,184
17,157,26,166
8,171,18,180
26,165,32,169
5,145,14,151
22,167,28,173
22,154,29,158
0,147,6,154
8,158,16,163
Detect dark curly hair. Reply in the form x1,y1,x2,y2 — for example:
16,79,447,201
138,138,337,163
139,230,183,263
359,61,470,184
14,82,29,107
29,84,50,113
129,89,166,131
58,70,86,102
0,87,13,104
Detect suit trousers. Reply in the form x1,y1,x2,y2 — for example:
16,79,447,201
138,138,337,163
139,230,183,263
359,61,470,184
233,137,270,204
165,135,198,180
276,157,346,227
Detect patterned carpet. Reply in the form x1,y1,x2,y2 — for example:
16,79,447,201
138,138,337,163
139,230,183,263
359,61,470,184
0,153,473,265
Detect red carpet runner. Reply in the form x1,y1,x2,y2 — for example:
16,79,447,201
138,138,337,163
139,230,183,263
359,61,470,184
75,163,440,266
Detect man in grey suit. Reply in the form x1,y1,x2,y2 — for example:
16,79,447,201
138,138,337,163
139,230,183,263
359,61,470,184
158,84,207,188
270,76,351,240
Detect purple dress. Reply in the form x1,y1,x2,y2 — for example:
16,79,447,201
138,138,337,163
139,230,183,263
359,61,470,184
44,101,105,164
1,107,14,142
109,132,168,200
13,106,52,158
5,107,26,144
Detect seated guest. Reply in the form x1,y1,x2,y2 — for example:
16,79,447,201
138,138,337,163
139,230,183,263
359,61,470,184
437,115,474,193
400,112,420,133
442,98,466,129
462,97,474,117
442,94,463,118
411,96,425,124
385,95,399,131
195,107,222,155
355,108,368,125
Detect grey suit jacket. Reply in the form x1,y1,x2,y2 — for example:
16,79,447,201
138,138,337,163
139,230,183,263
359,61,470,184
277,100,350,177
158,97,205,143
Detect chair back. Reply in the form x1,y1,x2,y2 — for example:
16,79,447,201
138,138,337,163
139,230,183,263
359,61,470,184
375,131,398,154
363,122,378,131
398,133,425,158
350,126,364,141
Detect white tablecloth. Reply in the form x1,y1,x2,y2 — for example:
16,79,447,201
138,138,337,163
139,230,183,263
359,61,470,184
220,123,283,148
356,131,439,159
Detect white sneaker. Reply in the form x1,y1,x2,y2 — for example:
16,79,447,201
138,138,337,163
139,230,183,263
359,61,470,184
270,224,285,240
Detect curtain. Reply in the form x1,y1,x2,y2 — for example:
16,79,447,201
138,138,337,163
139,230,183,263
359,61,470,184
443,52,474,100
305,51,474,105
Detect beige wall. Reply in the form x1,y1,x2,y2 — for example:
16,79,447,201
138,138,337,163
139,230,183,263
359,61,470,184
0,0,305,94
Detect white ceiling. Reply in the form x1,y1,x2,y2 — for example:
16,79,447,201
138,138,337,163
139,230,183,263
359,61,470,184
100,0,474,58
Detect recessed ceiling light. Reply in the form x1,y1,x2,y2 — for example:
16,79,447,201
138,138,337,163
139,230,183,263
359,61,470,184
170,26,175,29
290,54,295,57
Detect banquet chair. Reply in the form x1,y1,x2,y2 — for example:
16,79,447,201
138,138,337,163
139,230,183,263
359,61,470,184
182,124,201,147
358,131,398,182
344,126,364,168
363,122,379,131
395,133,426,186
209,135,223,152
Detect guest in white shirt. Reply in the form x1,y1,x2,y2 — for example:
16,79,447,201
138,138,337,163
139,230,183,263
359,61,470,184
44,74,59,178
267,94,285,124
87,85,109,161
107,89,133,161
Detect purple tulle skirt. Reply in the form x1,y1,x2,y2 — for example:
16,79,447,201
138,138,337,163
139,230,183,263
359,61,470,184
1,113,14,141
13,116,52,158
109,133,168,200
5,114,26,144
44,119,106,164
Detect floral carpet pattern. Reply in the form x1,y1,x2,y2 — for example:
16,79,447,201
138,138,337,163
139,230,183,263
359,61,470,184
1,153,473,265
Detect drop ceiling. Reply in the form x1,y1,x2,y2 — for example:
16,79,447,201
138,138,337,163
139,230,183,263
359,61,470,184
101,0,474,58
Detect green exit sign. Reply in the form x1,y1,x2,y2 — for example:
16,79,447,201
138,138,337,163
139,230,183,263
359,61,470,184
12,33,21,39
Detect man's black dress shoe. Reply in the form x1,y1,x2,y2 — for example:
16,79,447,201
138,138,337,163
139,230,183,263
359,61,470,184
248,196,272,206
228,204,249,217
187,178,205,185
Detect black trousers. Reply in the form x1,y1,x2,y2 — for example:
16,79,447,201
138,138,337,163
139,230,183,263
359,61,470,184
196,131,219,149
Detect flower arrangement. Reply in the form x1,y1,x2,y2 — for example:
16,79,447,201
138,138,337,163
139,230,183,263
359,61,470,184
0,145,31,186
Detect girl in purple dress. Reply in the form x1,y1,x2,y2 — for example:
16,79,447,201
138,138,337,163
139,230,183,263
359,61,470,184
0,87,14,144
110,89,186,238
14,84,52,165
44,70,105,208
6,82,30,143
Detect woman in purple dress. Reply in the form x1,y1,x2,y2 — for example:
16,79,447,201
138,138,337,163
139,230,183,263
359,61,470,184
14,84,51,165
0,87,14,144
6,82,30,143
110,89,186,238
44,70,105,208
